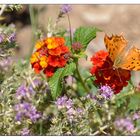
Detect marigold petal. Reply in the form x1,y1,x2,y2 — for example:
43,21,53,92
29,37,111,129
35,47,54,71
32,62,42,74
43,66,55,77
35,40,45,49
30,52,40,64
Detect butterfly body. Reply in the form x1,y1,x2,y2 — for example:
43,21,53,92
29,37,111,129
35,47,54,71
104,34,140,71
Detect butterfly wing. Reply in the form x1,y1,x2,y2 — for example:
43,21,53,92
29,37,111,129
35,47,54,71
104,34,128,62
117,46,140,70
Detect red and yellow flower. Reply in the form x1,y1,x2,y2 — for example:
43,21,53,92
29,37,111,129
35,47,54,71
30,37,70,77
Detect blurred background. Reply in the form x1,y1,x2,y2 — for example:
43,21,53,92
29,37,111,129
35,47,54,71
2,4,140,85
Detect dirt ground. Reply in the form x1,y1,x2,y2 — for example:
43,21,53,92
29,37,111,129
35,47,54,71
16,4,140,85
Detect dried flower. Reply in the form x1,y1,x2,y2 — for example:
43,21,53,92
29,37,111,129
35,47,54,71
72,42,83,52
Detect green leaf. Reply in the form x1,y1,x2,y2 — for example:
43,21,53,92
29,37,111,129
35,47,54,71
48,63,76,100
73,26,102,50
128,94,140,111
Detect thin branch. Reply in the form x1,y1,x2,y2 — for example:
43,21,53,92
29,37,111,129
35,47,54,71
92,124,110,136
0,5,7,16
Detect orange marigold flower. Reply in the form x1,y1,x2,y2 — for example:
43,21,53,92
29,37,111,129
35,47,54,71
30,36,70,78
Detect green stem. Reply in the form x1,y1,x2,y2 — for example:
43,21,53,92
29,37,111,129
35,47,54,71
39,120,43,135
76,61,90,93
28,5,37,64
67,13,73,46
84,75,93,83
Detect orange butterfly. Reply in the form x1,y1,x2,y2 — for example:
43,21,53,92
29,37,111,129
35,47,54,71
104,33,140,71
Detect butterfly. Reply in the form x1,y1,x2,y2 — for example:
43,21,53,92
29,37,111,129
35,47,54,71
104,33,140,71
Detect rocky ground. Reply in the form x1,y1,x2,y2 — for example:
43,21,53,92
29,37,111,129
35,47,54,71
9,4,140,85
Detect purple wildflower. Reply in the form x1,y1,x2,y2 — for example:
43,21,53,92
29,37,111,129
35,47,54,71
16,84,29,100
114,118,135,133
60,4,72,14
28,79,43,94
67,108,76,116
16,82,38,99
99,85,114,100
21,128,30,136
28,85,35,94
15,112,22,121
14,102,41,123
76,108,83,114
33,79,42,87
8,32,16,42
16,84,27,97
133,113,140,120
55,95,73,109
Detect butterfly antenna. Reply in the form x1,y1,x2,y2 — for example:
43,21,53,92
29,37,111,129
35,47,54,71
116,68,123,85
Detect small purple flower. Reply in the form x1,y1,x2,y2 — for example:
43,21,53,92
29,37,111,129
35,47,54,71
67,108,75,116
14,102,41,123
55,95,73,109
60,4,72,14
15,112,22,121
16,84,27,96
0,35,3,43
114,118,135,133
66,99,73,109
21,128,30,136
16,84,28,99
99,85,114,100
133,113,140,120
28,85,35,94
76,108,83,114
8,32,16,42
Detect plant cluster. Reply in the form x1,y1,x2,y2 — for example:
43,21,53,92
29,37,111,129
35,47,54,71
0,4,140,136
